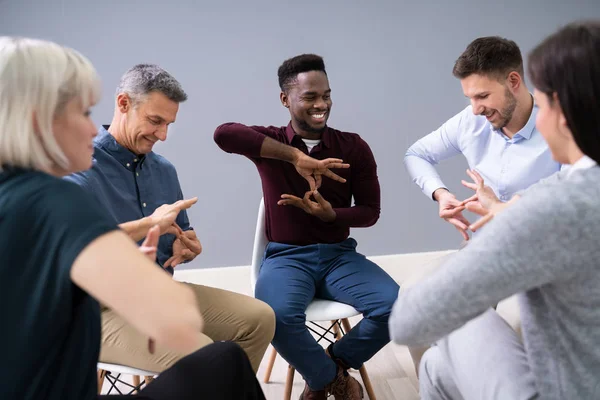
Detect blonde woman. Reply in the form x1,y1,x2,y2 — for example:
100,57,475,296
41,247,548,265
0,37,265,400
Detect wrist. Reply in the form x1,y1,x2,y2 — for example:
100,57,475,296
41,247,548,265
142,216,155,231
320,209,337,223
433,188,450,202
290,148,303,165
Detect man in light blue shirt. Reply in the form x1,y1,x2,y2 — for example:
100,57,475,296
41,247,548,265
405,36,561,241
401,36,562,378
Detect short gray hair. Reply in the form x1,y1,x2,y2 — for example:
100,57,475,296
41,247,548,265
115,64,187,104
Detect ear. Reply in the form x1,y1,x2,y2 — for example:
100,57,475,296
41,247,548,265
506,71,522,91
116,93,132,114
280,91,290,108
552,92,570,133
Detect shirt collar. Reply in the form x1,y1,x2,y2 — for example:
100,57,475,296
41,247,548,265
285,122,331,149
95,125,147,169
492,94,537,141
566,155,597,179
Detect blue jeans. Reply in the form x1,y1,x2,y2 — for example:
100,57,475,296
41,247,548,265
255,238,399,390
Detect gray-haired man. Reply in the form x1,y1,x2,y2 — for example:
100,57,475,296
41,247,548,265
66,64,275,373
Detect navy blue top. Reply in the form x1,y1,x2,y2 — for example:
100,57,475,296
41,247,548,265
65,126,191,274
0,168,117,400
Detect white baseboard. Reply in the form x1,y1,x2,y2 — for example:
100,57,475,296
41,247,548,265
174,250,456,297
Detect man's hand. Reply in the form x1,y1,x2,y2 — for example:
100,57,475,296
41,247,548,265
434,188,471,241
293,151,350,191
278,190,336,222
164,225,202,268
460,169,501,214
149,198,198,236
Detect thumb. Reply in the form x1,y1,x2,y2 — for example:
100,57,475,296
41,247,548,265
304,175,316,192
142,225,160,248
312,190,327,206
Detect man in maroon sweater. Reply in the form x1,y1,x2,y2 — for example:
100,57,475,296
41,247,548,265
214,54,398,400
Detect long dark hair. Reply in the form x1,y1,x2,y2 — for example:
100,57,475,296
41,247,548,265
528,21,600,164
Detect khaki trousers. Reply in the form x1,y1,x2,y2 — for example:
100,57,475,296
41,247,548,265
99,283,276,373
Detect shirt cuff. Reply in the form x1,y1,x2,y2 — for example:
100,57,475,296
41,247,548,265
424,179,447,201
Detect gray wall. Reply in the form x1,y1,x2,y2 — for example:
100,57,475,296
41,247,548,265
2,0,599,269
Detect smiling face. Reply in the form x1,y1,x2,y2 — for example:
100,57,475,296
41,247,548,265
280,70,332,138
117,91,179,154
461,73,518,130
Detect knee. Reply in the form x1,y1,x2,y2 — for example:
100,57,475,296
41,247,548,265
254,293,304,329
245,298,276,339
366,281,400,321
418,347,444,397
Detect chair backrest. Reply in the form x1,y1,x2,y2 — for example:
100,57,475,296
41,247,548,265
250,198,268,291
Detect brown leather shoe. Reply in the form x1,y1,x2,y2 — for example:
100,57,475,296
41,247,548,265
324,344,364,399
298,383,327,400
326,365,364,400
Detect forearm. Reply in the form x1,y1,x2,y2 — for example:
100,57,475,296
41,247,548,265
334,178,381,227
260,136,302,163
405,154,447,200
119,217,153,242
333,205,380,227
390,194,576,346
71,230,204,354
215,123,289,160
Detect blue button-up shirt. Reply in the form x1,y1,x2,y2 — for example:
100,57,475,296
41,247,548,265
65,126,190,274
404,104,562,201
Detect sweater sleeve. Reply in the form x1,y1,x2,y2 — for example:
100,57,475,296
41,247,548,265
389,181,598,346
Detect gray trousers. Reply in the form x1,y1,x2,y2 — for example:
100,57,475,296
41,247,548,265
419,309,538,400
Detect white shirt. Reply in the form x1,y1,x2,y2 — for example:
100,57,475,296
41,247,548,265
566,155,597,179
404,104,562,201
302,138,321,153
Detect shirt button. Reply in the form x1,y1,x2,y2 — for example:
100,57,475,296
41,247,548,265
134,158,138,162
143,202,147,208
136,172,139,177
126,163,130,167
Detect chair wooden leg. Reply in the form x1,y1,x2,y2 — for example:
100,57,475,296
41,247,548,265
332,320,342,340
358,365,376,400
284,365,296,400
342,318,376,399
341,318,352,337
97,369,106,394
132,375,141,393
263,346,278,383
144,376,154,386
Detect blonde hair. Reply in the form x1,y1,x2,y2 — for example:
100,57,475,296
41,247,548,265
0,37,101,171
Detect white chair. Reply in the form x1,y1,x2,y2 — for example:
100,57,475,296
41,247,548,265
252,198,376,400
97,362,157,395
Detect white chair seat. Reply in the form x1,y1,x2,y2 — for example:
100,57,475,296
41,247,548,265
97,362,157,377
305,299,360,322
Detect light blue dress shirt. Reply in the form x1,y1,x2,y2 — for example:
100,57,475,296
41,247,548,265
404,104,561,201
